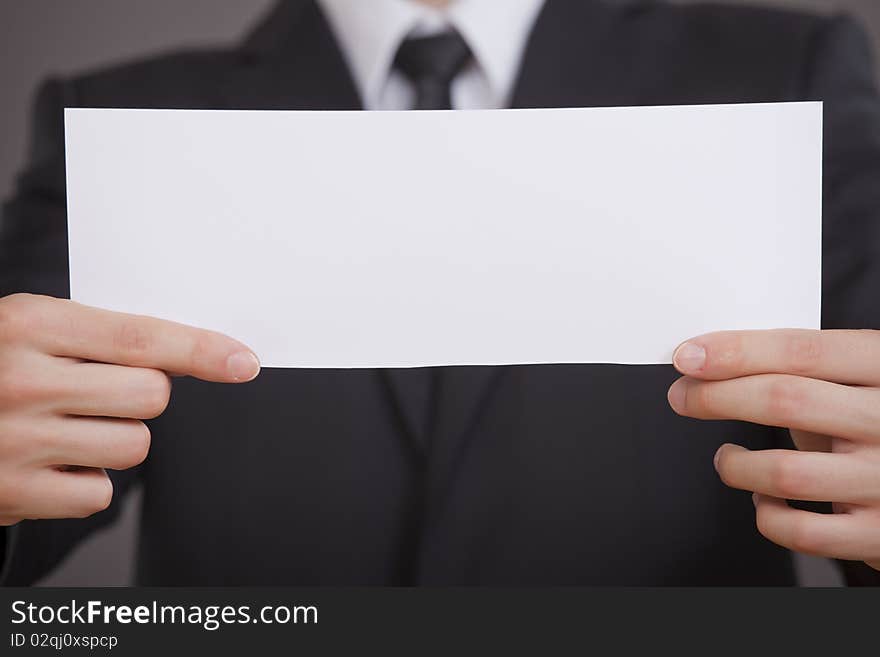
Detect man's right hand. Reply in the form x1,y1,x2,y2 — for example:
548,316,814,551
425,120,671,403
0,293,260,526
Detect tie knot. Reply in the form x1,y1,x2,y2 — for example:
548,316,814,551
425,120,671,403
394,30,473,89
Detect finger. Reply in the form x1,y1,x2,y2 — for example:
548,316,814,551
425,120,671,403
672,329,880,385
753,494,880,561
0,415,150,470
41,417,151,470
789,429,832,453
20,467,114,520
668,374,880,443
53,362,172,419
714,444,880,504
4,295,260,383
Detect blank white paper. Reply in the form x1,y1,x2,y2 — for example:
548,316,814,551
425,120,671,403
64,104,822,367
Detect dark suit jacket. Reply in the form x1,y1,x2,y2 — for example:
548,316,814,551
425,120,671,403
2,0,880,586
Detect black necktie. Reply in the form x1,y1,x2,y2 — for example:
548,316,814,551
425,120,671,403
385,32,471,452
393,31,473,110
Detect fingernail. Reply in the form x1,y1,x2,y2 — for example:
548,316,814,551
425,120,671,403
713,445,723,471
667,380,687,412
673,342,706,374
227,351,261,382
752,492,759,507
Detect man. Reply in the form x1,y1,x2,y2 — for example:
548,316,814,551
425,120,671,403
1,0,879,586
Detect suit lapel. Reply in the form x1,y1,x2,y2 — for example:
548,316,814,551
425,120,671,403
511,0,653,110
228,0,363,110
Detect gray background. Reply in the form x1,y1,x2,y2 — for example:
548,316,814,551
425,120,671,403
1,0,878,586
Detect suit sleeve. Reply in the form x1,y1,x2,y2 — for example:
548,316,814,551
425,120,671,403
0,78,141,585
804,15,880,586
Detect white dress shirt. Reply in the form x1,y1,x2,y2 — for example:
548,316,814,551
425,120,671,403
317,0,546,110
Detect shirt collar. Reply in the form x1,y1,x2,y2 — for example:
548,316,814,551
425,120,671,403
317,0,546,109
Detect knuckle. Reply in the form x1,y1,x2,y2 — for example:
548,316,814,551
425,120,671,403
25,426,58,460
0,293,35,308
769,456,812,499
185,333,212,374
114,321,153,362
7,420,69,465
787,516,824,555
692,382,717,416
0,294,48,344
784,332,822,375
0,421,49,464
0,368,44,408
764,377,805,425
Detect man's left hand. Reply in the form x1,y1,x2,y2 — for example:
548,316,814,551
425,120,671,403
667,329,880,571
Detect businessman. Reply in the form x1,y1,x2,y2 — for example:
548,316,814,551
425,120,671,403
1,0,880,585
